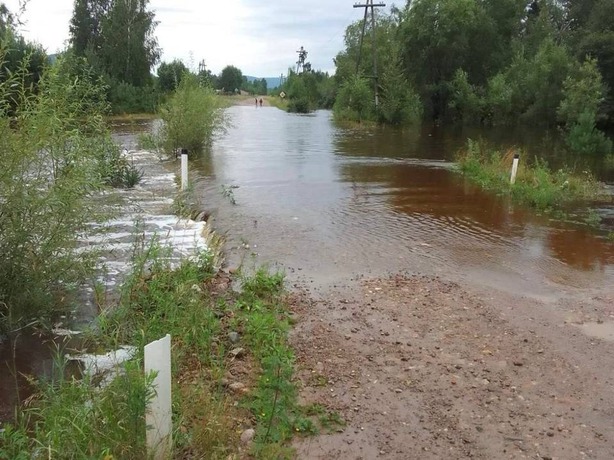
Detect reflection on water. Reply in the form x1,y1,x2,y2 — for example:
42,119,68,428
188,106,613,293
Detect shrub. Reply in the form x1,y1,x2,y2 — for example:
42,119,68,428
96,139,144,188
0,51,113,332
158,74,227,154
333,75,374,122
108,80,160,114
565,111,613,155
447,69,482,123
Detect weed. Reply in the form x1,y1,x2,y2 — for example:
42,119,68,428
221,184,238,205
240,268,285,302
319,411,346,433
456,139,606,211
138,131,163,152
2,358,155,458
584,209,602,227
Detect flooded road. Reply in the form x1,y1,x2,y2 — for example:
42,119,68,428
192,106,614,300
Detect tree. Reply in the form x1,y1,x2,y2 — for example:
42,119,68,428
333,75,373,121
1,4,47,112
69,0,160,87
399,0,523,119
218,65,242,93
558,58,612,154
69,0,111,57
99,0,160,87
378,43,422,125
570,0,614,122
157,59,188,93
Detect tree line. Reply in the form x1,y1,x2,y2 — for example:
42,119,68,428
329,0,613,154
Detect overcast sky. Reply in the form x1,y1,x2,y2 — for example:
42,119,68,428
4,0,392,77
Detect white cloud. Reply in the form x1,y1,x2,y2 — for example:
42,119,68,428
4,0,390,77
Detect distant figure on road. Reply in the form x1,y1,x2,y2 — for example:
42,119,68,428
255,97,258,107
259,98,263,107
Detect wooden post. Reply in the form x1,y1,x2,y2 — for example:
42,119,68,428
145,334,172,460
181,149,188,191
510,152,520,185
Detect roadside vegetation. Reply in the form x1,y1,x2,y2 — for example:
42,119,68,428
0,236,330,458
456,139,606,210
157,74,228,154
0,32,143,336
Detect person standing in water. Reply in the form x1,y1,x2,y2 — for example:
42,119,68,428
259,98,263,107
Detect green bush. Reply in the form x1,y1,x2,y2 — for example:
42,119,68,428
159,74,227,154
96,138,144,188
447,69,482,123
0,360,154,458
108,80,160,114
0,52,114,332
333,75,374,122
565,111,613,155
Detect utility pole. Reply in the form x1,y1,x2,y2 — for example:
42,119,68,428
353,1,386,108
296,46,309,74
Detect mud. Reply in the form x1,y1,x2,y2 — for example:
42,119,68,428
288,276,614,459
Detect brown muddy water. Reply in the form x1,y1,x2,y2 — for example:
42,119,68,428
189,106,614,300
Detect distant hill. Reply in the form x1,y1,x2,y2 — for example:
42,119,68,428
245,76,282,89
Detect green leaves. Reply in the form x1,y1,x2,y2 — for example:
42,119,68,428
159,74,227,154
0,51,117,332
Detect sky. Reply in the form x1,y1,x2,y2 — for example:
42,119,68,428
3,0,391,77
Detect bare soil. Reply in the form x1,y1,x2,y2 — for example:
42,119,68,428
289,275,614,459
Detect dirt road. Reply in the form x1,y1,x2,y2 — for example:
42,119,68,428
289,275,614,459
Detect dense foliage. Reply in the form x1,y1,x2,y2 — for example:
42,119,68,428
69,0,160,113
332,0,613,153
0,13,142,332
277,70,335,113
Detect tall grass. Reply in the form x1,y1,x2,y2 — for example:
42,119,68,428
456,139,606,210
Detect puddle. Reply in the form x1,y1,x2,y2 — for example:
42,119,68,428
579,322,614,342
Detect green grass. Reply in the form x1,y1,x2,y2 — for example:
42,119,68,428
456,139,606,210
267,96,289,111
1,237,313,458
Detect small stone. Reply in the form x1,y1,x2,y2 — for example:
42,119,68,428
228,332,240,344
513,361,524,367
229,347,245,359
229,382,246,393
240,428,255,444
394,388,403,393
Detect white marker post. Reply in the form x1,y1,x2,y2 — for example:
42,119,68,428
144,334,172,460
181,148,188,191
510,152,520,185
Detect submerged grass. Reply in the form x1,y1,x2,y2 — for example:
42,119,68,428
456,139,606,210
1,232,312,458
